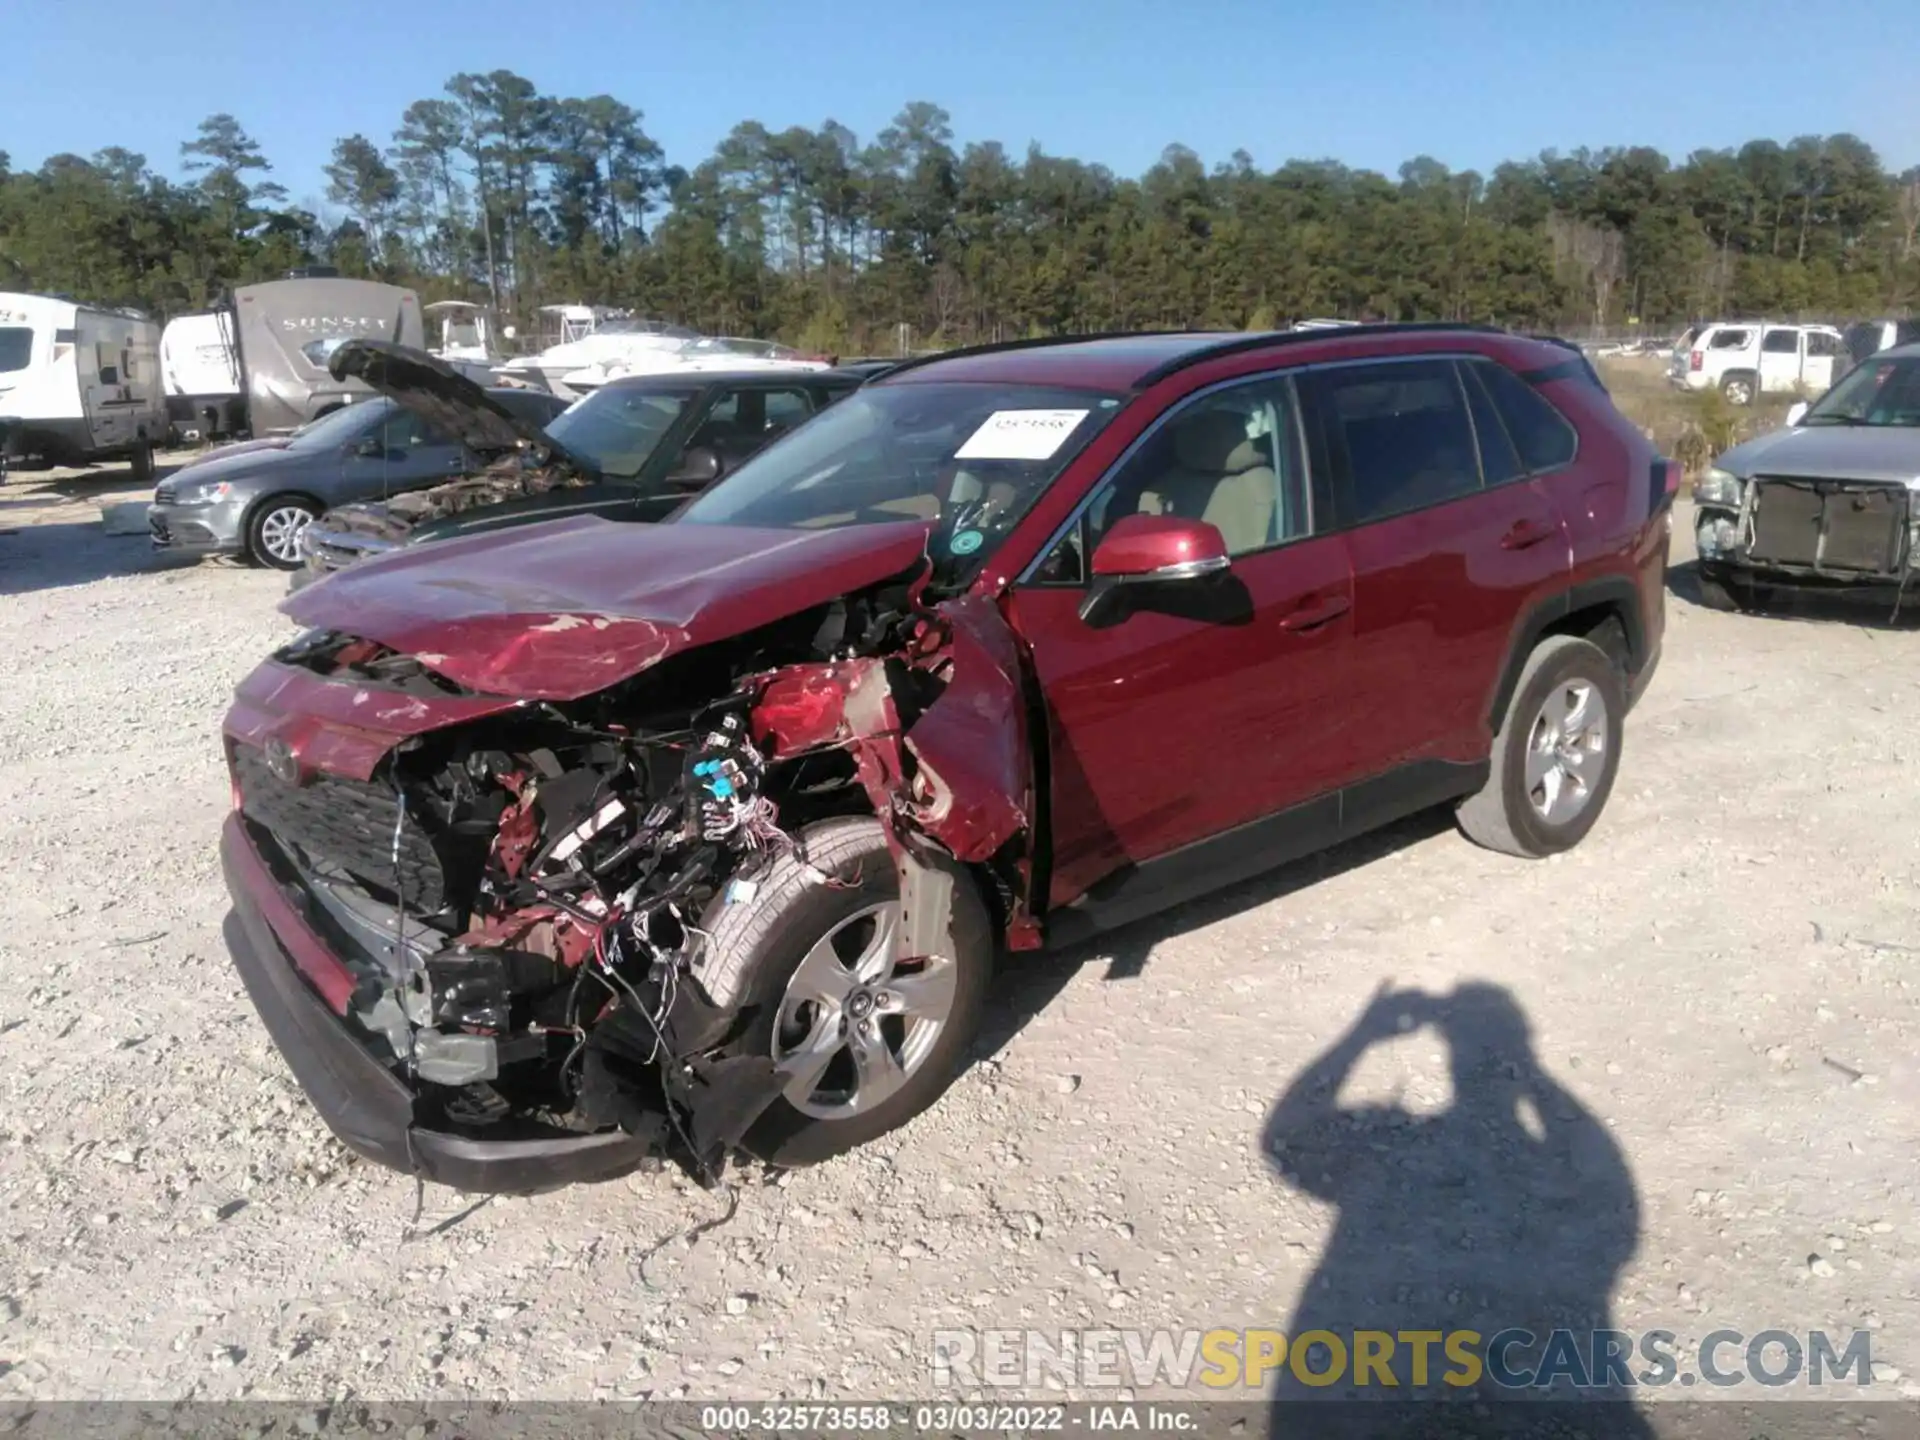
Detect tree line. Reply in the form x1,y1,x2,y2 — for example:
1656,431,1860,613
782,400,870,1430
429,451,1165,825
1,72,1916,353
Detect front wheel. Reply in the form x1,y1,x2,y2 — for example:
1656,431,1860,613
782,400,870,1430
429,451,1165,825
1457,635,1625,859
694,816,994,1167
246,496,320,571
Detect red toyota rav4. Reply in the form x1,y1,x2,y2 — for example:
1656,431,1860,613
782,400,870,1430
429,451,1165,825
220,326,1672,1192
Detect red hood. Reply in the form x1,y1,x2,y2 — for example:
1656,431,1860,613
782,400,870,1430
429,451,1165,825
280,516,934,700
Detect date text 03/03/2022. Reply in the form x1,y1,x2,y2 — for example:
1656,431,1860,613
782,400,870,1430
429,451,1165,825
697,1404,1196,1433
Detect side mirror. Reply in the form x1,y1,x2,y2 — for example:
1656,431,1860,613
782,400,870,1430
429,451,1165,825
1080,513,1230,623
352,435,385,458
1785,401,1809,427
667,445,723,489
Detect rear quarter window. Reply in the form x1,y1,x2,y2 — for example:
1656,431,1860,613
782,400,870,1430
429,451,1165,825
1709,329,1752,350
1471,360,1578,473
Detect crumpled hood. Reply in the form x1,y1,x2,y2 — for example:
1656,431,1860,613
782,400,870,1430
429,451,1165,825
281,516,934,700
1719,424,1920,486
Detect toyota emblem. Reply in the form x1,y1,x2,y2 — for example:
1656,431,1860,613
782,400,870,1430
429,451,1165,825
264,737,301,785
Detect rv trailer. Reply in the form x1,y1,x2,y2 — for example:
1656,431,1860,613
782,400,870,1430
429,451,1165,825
226,275,424,436
0,292,167,478
160,312,245,444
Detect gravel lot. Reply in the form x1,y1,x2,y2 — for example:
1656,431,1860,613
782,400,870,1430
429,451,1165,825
2,463,1917,1407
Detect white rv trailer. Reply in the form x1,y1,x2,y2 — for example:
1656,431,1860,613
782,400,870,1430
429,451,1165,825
0,292,167,478
159,312,245,443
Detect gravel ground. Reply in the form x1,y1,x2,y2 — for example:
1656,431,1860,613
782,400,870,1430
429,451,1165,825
1,466,1917,1407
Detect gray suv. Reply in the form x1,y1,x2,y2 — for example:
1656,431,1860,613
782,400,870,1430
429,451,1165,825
1693,343,1920,614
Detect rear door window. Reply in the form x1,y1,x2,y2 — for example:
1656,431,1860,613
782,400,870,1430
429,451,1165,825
1469,360,1578,473
0,327,34,373
1761,328,1801,355
1318,360,1483,523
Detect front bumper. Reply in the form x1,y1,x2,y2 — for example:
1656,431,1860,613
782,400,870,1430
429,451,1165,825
291,523,401,591
148,499,247,556
219,814,656,1194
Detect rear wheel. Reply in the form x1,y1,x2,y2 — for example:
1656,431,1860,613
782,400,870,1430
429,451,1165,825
1721,373,1756,406
246,496,320,570
1457,635,1625,859
694,816,994,1168
127,441,155,484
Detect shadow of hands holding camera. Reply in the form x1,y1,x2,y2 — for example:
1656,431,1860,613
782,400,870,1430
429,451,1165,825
1262,981,1648,1434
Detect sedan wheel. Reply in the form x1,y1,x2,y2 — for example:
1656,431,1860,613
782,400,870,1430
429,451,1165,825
248,499,319,571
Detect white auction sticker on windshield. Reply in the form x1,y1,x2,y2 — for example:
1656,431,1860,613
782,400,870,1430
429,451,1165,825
954,409,1090,461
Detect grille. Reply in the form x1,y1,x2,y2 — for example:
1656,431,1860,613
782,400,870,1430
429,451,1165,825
233,744,450,912
1749,477,1909,577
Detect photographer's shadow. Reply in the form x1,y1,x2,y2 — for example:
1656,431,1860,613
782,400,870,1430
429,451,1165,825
1263,982,1652,1437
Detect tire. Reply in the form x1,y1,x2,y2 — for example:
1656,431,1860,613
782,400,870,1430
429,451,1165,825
245,495,320,571
1457,635,1625,859
127,441,155,484
693,816,994,1167
1720,373,1755,406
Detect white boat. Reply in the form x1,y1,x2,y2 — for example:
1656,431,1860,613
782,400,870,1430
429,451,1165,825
424,300,503,385
559,336,832,394
493,308,699,397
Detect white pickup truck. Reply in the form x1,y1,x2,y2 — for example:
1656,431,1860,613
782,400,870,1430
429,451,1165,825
1667,321,1847,405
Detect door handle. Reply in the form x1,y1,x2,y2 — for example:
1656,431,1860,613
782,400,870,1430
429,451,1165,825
1501,518,1556,550
1279,592,1352,632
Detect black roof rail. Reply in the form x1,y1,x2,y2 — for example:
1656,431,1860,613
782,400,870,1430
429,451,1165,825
1130,321,1511,389
871,328,1236,382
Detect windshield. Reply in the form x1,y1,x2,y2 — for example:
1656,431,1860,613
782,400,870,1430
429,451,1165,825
676,381,1125,582
288,398,388,447
1801,357,1920,427
543,385,692,478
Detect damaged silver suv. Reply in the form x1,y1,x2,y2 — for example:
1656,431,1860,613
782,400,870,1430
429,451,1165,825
1694,344,1920,614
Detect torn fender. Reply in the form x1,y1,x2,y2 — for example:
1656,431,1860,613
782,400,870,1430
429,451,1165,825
748,591,1035,925
900,592,1032,866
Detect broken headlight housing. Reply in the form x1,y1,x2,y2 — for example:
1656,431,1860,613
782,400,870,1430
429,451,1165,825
1691,467,1742,509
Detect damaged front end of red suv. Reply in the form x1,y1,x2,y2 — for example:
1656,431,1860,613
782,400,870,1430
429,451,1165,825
220,516,1033,1193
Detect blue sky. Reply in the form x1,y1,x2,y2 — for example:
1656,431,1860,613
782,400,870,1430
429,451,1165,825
4,0,1915,213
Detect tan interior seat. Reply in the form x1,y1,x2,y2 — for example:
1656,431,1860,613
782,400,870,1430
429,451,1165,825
1137,410,1278,554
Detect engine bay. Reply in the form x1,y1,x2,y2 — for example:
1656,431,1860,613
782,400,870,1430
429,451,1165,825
240,574,1013,1183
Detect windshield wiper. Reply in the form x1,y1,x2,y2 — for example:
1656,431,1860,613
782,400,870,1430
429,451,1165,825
1801,415,1874,426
